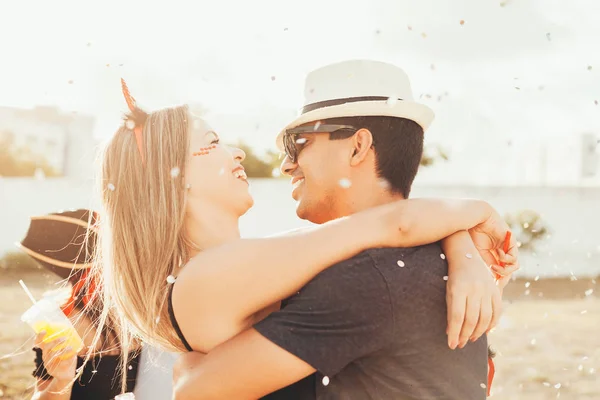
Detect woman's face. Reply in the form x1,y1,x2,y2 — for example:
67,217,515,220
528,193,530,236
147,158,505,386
185,116,253,216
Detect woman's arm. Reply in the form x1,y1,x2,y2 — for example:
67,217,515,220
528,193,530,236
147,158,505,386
174,198,508,348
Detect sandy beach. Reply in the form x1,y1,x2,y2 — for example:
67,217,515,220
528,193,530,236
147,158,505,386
1,269,598,400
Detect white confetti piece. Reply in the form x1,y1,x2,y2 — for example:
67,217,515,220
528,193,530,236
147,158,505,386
107,183,116,191
525,290,531,295
480,383,486,389
465,253,473,259
440,253,446,260
155,316,160,324
125,120,135,130
386,96,398,106
581,310,588,314
525,282,531,288
397,260,405,267
530,338,537,346
578,365,584,371
128,365,133,370
296,138,308,145
554,383,561,389
186,183,191,190
322,376,330,386
338,178,352,188
170,167,180,178
585,289,594,296
219,168,225,175
543,382,551,387
443,276,449,281
166,275,176,284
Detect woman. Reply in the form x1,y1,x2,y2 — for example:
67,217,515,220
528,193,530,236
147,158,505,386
93,81,517,395
18,209,139,400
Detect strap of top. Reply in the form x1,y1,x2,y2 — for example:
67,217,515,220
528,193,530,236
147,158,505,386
167,284,193,352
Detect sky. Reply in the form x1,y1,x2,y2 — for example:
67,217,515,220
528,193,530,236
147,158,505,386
1,0,599,184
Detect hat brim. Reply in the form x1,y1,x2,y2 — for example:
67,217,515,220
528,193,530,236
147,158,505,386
276,100,434,151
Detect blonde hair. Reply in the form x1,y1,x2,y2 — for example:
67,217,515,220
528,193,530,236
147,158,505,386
89,104,194,391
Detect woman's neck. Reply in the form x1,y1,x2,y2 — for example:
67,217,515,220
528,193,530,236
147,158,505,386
185,204,241,259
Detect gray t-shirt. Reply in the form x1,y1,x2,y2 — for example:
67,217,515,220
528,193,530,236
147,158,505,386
254,244,488,400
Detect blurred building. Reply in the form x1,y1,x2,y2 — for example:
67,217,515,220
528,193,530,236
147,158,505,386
0,105,97,180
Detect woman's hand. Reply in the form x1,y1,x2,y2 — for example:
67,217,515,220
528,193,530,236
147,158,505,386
468,209,520,286
35,331,77,383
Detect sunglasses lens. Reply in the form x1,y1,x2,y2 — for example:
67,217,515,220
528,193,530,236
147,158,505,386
284,135,297,163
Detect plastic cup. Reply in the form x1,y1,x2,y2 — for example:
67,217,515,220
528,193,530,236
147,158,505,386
21,297,84,358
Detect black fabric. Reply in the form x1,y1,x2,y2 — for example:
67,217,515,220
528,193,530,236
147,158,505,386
301,96,401,114
254,245,488,400
167,284,193,351
33,348,139,400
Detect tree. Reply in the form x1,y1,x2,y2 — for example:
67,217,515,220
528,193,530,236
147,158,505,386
0,132,59,177
504,209,549,251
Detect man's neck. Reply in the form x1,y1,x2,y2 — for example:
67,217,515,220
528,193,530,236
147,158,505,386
333,179,404,219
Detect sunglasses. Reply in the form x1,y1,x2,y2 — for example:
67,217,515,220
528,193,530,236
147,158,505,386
283,124,357,163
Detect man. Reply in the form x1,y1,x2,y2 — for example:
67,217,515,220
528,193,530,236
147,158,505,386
173,60,508,399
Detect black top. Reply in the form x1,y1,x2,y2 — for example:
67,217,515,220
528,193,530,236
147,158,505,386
167,285,316,399
33,348,139,400
254,245,489,400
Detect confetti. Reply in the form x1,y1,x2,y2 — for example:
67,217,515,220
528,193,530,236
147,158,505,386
555,383,561,389
585,289,594,296
339,178,352,188
581,310,588,314
378,178,391,189
313,121,322,131
155,316,160,324
440,253,446,260
530,338,537,345
322,376,330,386
128,365,133,370
443,276,449,281
186,183,191,190
525,289,531,295
219,168,225,175
107,183,116,191
166,275,177,284
480,383,486,389
126,120,135,130
543,382,551,387
534,275,540,281
170,167,181,178
465,253,473,259
525,282,531,288
578,365,584,371
296,138,308,145
421,32,427,38
92,370,98,374
397,260,405,267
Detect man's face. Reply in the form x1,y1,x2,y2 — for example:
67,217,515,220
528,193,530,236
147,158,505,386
280,128,355,224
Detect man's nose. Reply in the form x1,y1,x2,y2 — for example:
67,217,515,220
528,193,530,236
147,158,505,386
280,154,297,176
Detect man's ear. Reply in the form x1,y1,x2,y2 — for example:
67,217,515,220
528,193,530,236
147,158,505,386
350,128,373,166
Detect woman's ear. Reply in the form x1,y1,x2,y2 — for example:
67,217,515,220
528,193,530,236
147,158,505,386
350,128,374,167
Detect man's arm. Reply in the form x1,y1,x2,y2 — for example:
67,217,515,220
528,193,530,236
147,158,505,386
173,328,315,400
173,253,394,399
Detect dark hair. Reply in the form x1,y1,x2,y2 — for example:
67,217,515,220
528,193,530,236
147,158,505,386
326,116,424,198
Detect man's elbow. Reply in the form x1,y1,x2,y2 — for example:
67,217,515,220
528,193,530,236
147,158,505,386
173,374,219,400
